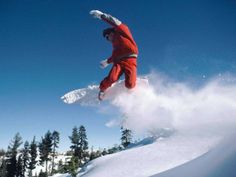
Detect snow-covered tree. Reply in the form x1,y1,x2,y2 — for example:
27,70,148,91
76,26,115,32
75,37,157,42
28,137,37,177
121,128,132,148
69,125,89,165
39,131,53,175
0,158,7,177
67,156,78,177
0,149,5,157
6,133,23,177
89,147,102,161
21,141,30,176
102,148,108,156
69,126,80,161
16,154,24,177
78,125,89,163
51,130,60,175
38,170,47,177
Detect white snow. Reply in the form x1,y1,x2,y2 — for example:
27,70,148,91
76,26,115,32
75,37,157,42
152,133,236,177
78,135,219,177
32,153,71,176
55,73,236,177
61,85,99,105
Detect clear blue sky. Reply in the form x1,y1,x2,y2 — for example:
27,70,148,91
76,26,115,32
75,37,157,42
0,0,236,151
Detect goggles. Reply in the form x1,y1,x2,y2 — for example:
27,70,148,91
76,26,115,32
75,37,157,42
105,34,109,40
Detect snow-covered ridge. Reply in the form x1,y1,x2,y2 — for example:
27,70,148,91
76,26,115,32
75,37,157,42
152,133,236,177
78,135,218,177
52,132,236,177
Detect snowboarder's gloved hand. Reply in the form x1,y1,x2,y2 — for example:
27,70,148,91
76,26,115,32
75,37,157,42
98,90,105,101
100,59,109,69
90,10,103,19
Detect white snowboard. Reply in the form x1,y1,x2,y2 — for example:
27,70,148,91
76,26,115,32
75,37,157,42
61,78,149,106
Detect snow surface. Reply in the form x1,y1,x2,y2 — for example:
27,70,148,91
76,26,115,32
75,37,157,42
152,133,236,177
51,133,236,177
32,154,71,176
78,135,218,177
56,73,236,177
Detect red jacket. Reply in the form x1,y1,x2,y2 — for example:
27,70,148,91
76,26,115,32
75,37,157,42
101,14,138,64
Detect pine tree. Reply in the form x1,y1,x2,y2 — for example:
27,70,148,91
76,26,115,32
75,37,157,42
78,125,89,163
69,126,80,163
101,148,108,156
0,158,7,177
57,159,66,173
16,154,24,177
67,156,78,177
51,131,60,175
89,147,102,161
121,128,132,148
39,131,53,175
21,141,30,176
28,137,37,177
0,149,5,157
38,169,47,177
6,133,23,177
89,146,96,161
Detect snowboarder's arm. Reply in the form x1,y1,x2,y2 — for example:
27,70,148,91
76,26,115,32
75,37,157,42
101,13,122,27
90,10,121,26
90,10,135,43
107,57,113,63
100,59,109,69
107,49,124,64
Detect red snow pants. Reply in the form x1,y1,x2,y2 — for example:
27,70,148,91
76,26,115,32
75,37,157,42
99,58,137,92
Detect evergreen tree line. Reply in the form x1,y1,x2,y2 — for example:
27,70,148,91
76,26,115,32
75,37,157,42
0,125,132,177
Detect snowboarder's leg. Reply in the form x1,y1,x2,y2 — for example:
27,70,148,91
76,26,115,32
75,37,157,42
122,58,137,89
99,63,123,92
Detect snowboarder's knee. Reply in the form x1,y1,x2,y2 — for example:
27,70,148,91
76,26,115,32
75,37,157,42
125,82,136,89
109,77,117,83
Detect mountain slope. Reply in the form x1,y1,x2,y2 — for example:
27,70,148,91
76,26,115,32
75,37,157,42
78,135,218,177
152,133,236,177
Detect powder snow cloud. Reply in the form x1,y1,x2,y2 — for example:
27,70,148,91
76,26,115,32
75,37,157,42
105,72,236,139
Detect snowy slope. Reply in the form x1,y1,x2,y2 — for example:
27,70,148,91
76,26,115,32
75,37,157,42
152,133,236,177
78,135,218,177
56,73,236,177
52,133,236,177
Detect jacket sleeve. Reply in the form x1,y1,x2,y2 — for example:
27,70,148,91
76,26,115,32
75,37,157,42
101,13,122,27
100,13,121,63
107,50,120,63
101,13,133,39
107,57,113,63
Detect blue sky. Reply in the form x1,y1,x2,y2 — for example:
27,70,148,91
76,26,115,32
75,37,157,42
0,0,236,151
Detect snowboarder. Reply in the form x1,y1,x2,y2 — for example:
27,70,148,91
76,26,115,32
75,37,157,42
90,10,139,100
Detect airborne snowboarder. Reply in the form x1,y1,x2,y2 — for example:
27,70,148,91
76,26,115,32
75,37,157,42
90,10,139,100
